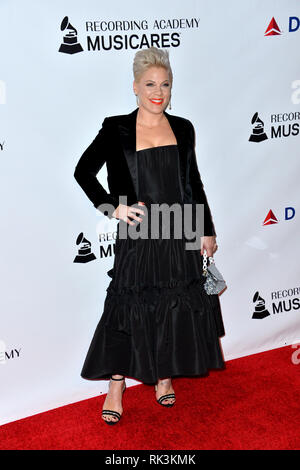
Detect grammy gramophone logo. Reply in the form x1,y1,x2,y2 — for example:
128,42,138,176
249,112,268,142
252,291,270,319
59,16,83,54
73,232,96,263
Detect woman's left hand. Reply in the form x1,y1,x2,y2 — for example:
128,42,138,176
200,236,218,257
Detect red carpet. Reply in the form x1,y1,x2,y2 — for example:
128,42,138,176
1,345,299,450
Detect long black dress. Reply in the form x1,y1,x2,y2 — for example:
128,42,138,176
81,144,225,384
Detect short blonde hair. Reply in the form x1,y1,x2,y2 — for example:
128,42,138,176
133,47,173,84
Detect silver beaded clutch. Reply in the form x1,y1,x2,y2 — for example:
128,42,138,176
203,251,226,295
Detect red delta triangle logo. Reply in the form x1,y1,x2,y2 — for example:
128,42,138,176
264,17,282,36
263,209,279,226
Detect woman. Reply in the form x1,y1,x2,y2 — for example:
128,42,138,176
74,46,225,425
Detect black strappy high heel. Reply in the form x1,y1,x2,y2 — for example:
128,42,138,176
154,383,176,407
102,376,126,425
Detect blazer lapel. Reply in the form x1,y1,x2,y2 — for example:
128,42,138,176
117,108,139,200
118,107,188,201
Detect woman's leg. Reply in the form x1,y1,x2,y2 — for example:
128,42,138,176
102,374,126,423
155,377,176,405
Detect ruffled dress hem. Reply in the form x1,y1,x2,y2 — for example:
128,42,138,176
81,275,225,384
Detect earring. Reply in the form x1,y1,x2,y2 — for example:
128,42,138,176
135,94,139,106
168,98,172,110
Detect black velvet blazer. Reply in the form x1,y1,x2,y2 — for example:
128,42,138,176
74,107,216,237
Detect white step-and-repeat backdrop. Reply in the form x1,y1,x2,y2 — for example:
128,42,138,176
1,0,299,425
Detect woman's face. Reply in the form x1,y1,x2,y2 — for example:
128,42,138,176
133,66,172,114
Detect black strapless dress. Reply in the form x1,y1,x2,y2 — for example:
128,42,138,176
81,144,225,384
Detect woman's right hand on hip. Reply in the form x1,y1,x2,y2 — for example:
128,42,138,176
112,202,145,225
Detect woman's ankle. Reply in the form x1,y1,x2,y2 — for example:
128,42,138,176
111,374,124,380
157,377,171,386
